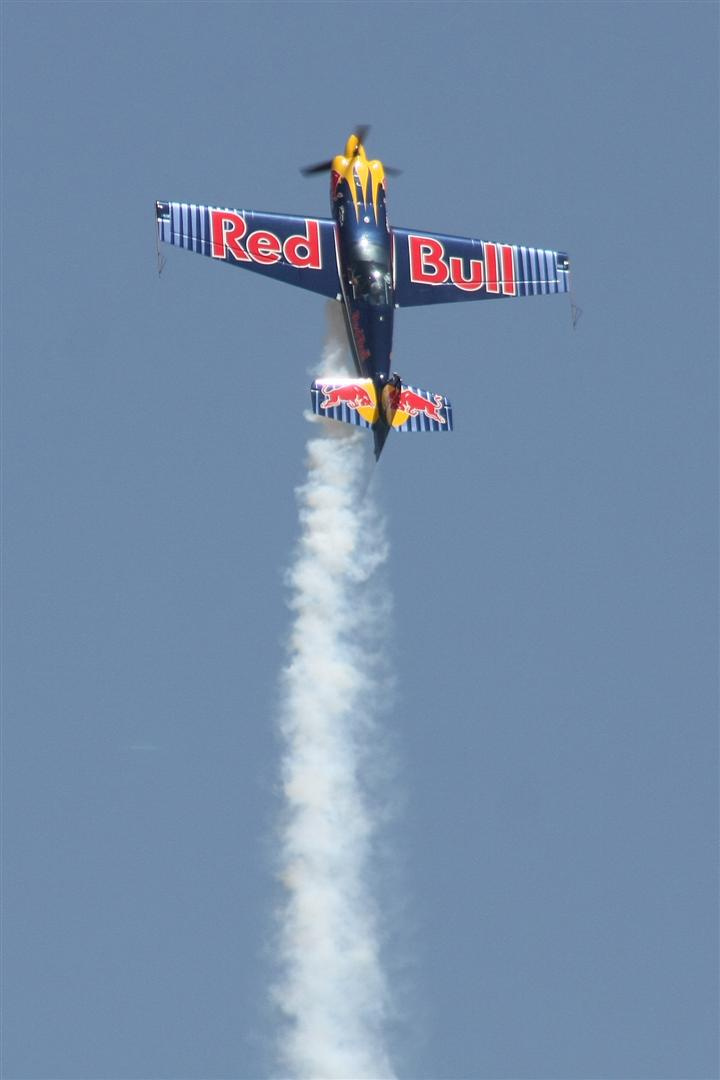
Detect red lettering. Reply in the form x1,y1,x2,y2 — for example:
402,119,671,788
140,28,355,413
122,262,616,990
500,244,516,295
210,211,250,261
449,256,484,292
284,220,321,268
484,242,499,293
408,235,449,284
350,310,371,361
246,230,282,265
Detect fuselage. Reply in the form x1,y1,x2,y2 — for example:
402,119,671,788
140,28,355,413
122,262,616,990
330,136,394,387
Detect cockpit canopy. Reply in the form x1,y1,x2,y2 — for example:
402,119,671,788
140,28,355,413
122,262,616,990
348,263,392,306
346,232,392,306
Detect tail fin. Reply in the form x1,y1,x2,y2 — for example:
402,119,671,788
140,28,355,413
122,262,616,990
388,382,453,432
310,378,379,428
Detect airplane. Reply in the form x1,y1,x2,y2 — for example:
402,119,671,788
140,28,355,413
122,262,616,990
155,127,570,459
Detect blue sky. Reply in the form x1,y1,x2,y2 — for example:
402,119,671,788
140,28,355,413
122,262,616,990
2,2,717,1077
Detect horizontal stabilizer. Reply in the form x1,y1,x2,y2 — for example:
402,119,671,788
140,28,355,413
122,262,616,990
310,378,379,428
389,382,453,432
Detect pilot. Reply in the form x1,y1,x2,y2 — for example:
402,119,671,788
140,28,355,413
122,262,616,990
368,272,384,303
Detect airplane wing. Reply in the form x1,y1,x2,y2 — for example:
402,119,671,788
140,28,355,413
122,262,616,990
391,226,570,307
156,201,341,299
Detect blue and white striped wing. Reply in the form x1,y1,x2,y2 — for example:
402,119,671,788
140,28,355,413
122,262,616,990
392,226,570,307
156,201,341,299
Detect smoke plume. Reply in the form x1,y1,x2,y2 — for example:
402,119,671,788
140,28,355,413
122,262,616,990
273,306,395,1078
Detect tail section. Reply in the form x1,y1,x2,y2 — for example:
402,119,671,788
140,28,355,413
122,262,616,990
309,375,453,455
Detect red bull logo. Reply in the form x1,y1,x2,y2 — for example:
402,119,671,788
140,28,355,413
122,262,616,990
408,235,516,295
389,387,447,425
210,210,322,269
317,380,379,426
320,383,374,410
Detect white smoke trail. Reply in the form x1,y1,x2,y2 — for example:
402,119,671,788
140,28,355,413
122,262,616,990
273,307,395,1078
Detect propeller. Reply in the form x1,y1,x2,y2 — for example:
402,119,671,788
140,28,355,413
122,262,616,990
300,159,335,176
300,125,401,176
353,124,371,146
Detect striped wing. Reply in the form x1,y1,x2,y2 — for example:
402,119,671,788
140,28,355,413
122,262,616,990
156,201,341,299
392,226,570,307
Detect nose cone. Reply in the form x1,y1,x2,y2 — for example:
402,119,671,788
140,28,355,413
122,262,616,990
345,133,368,160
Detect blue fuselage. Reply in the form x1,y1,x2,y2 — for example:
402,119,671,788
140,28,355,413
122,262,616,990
332,173,394,386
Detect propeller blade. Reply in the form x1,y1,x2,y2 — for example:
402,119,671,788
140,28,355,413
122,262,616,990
301,128,401,179
300,159,334,176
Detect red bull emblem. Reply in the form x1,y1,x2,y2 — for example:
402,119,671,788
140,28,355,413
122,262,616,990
320,382,374,410
392,388,447,424
210,210,322,269
408,234,516,295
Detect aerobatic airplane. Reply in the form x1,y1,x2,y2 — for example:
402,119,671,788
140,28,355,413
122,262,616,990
156,127,570,458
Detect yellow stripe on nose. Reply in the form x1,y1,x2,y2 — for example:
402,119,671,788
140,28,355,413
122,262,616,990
332,142,386,223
